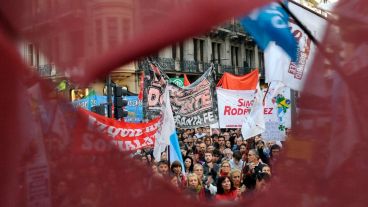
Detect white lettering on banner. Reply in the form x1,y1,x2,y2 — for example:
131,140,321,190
81,134,155,152
88,115,147,138
174,111,215,128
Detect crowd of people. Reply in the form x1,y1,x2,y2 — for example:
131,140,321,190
133,127,285,203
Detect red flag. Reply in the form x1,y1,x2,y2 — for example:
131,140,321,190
217,69,259,90
138,71,144,100
183,74,190,86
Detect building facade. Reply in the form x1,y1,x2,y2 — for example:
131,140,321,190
18,0,263,99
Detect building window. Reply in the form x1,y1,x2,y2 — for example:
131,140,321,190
172,42,184,60
95,19,103,53
193,38,204,62
231,46,239,67
245,48,254,68
258,51,265,71
27,43,39,67
71,30,84,59
28,43,34,66
107,17,118,49
122,18,130,41
211,42,222,64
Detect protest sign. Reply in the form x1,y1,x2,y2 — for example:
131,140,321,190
217,88,255,128
261,83,291,141
170,68,218,128
75,109,160,153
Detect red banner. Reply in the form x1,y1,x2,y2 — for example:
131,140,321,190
74,109,160,153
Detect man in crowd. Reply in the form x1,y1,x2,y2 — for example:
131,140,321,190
202,150,220,182
157,160,170,177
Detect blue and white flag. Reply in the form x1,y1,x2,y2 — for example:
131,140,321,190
153,86,176,162
240,2,298,61
169,131,185,173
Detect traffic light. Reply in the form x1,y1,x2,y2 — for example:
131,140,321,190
114,86,128,119
91,105,105,116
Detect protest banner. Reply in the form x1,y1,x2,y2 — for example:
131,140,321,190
74,109,160,153
261,83,291,141
143,63,168,119
216,88,255,128
170,67,218,128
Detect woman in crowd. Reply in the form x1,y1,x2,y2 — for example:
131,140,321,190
184,173,210,201
204,137,212,147
215,176,237,201
193,164,217,195
225,140,232,149
230,169,246,197
184,156,194,175
218,160,231,177
170,160,187,189
262,165,271,176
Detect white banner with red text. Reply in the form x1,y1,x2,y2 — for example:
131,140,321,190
216,88,256,128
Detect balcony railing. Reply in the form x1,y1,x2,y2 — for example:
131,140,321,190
137,58,264,78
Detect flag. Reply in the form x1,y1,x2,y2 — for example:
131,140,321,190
184,74,190,86
264,2,327,91
138,71,144,100
56,80,66,91
153,86,176,161
240,2,298,61
241,84,265,139
169,131,185,173
217,69,259,90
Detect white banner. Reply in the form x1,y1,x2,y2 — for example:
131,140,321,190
261,82,291,141
264,1,327,91
217,88,255,128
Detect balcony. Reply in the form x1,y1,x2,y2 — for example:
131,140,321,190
137,58,263,78
137,58,208,74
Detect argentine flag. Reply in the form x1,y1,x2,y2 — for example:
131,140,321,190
169,131,185,173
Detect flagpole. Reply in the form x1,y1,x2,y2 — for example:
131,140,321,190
167,145,170,164
278,1,319,46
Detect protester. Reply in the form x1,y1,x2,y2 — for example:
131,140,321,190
215,176,237,201
230,169,246,197
218,161,231,177
229,150,244,171
184,173,210,201
184,156,194,175
157,160,170,177
202,150,220,182
262,165,271,176
171,160,187,189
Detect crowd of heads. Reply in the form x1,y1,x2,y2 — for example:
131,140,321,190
133,127,285,202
